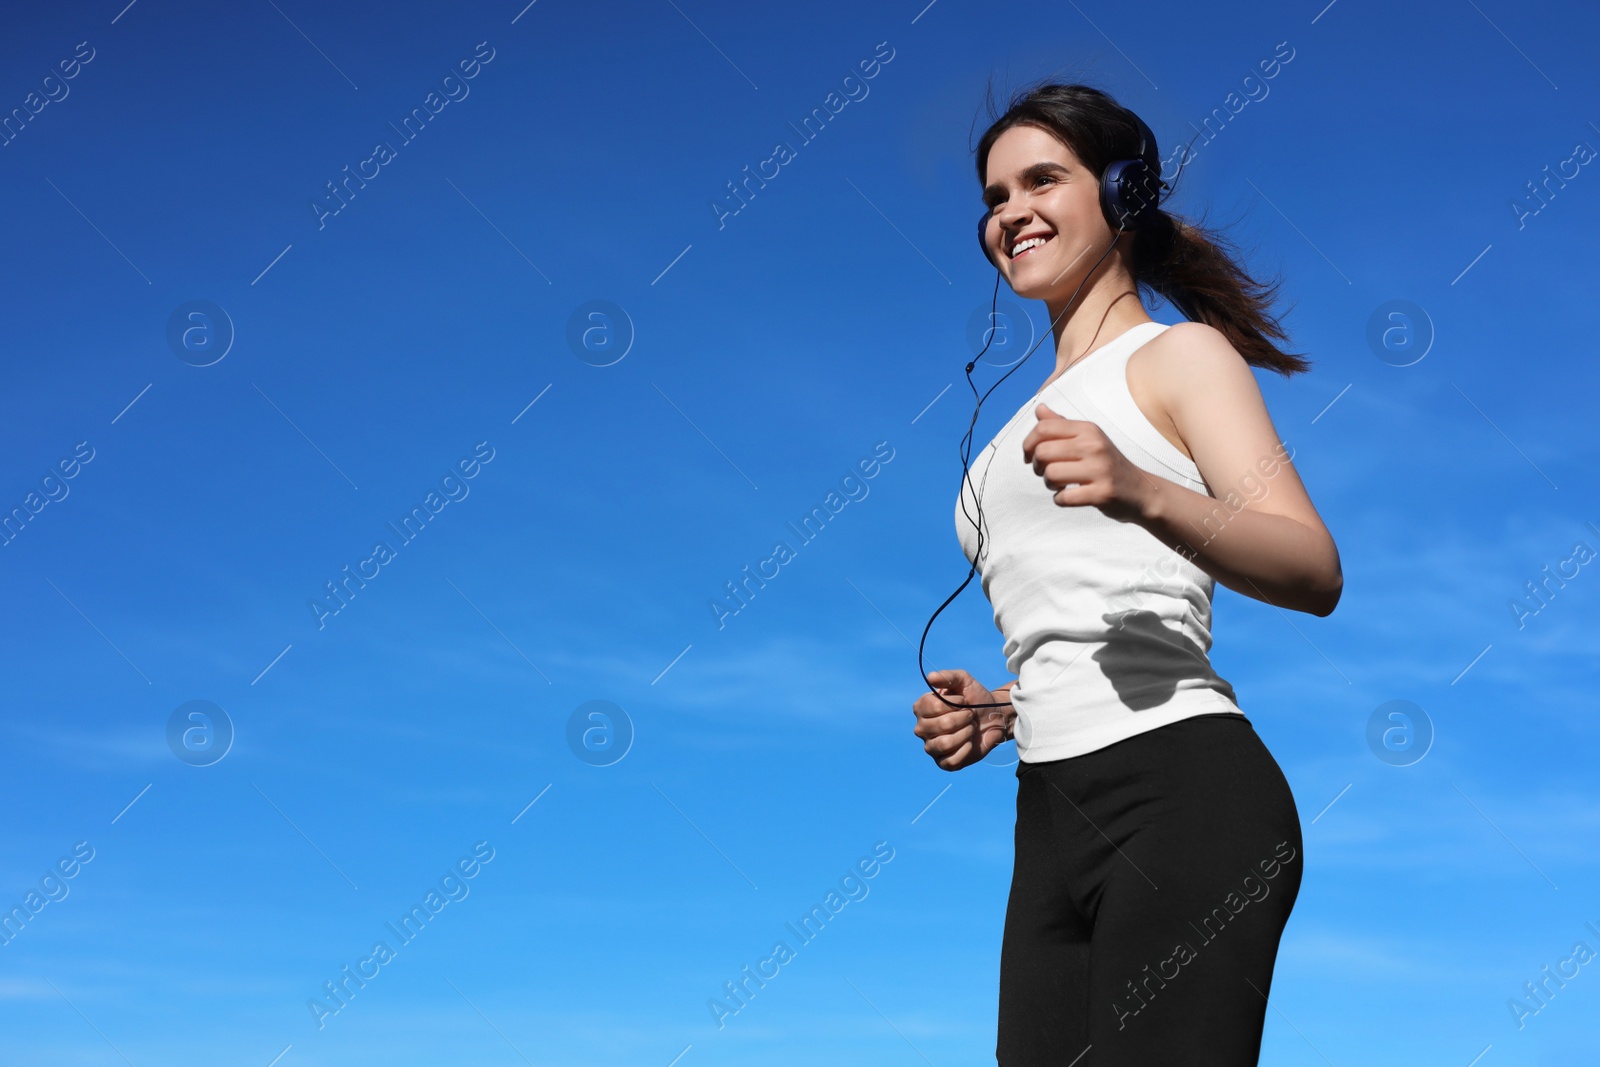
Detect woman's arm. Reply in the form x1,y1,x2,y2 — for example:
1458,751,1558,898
1134,322,1342,616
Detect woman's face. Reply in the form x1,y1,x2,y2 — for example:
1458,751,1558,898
980,123,1113,301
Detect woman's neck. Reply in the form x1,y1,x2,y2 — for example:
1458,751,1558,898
1041,279,1151,389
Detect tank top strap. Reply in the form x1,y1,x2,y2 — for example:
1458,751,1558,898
1077,322,1206,486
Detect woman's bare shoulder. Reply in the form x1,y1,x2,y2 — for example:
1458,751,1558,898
1126,322,1244,461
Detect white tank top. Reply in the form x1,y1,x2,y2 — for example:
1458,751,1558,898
953,319,1242,762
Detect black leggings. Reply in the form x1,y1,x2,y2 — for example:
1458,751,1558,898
997,712,1303,1067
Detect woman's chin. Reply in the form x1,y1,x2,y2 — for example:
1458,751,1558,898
1006,263,1091,303
1005,275,1062,302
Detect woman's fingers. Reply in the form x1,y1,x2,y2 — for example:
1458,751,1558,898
925,725,972,764
914,689,971,720
916,707,969,738
921,719,976,758
914,703,977,736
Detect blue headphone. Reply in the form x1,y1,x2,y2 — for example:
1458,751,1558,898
978,109,1167,267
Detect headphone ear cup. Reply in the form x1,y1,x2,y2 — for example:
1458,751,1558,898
1101,158,1159,231
1100,111,1164,232
978,210,996,267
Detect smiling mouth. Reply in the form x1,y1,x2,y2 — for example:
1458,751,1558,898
1010,234,1052,260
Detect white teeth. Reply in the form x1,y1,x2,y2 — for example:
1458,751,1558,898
1011,236,1048,257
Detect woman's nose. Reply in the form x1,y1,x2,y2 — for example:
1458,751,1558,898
996,201,1030,232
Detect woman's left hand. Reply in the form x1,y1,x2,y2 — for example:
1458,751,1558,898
1020,402,1158,524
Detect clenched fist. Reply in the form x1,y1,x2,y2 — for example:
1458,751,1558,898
912,669,1014,772
1020,402,1157,523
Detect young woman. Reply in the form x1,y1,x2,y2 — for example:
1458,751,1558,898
910,83,1342,1065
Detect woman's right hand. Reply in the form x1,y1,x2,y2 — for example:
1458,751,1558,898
912,669,1012,772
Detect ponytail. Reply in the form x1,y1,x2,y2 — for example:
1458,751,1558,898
1133,207,1310,376
975,81,1311,377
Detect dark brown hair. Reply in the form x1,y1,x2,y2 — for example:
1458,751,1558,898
976,81,1310,376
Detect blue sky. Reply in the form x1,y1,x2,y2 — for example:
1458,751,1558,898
1,0,1597,1063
